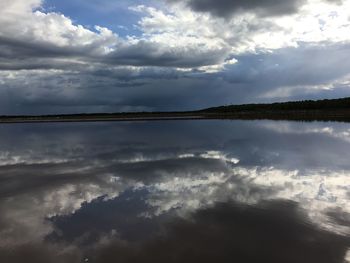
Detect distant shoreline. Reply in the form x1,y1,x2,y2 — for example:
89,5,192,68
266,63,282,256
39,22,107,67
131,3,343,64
0,115,205,124
1,110,350,124
1,97,350,123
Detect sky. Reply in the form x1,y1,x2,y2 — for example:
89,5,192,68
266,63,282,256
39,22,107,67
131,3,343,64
1,0,350,114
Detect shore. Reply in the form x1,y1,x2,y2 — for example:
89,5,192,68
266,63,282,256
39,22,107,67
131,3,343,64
1,110,350,123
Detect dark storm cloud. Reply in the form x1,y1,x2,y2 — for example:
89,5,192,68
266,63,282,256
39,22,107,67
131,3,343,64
0,36,101,71
0,36,76,59
2,43,350,114
0,36,106,70
105,41,229,68
196,43,350,106
188,0,305,17
0,35,229,70
170,0,343,18
229,44,350,86
3,43,350,116
128,43,350,110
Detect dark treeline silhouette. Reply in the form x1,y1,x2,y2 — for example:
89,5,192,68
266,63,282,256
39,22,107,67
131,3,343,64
201,97,350,112
1,97,350,123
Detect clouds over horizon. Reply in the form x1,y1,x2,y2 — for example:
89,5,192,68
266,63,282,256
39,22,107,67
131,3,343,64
0,0,350,113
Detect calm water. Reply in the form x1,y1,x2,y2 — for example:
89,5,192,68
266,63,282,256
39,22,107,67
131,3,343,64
0,120,349,263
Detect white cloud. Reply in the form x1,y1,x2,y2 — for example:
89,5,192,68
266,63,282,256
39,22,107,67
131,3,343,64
0,0,117,50
0,176,128,246
1,0,350,112
1,0,350,73
144,163,350,235
0,0,42,15
0,0,232,71
200,151,240,164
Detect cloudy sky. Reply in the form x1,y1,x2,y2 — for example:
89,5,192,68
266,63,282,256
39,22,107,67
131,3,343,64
1,0,350,114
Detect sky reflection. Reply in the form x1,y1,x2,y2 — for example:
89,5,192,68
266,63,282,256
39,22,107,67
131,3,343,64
0,120,349,262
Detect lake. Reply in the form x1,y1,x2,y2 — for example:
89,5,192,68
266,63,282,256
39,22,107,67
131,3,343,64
0,120,349,263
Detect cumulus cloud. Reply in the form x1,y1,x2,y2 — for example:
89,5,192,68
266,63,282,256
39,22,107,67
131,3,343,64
1,0,350,112
0,0,41,14
0,0,232,71
3,0,349,72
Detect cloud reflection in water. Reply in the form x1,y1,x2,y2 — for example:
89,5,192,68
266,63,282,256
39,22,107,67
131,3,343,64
0,120,349,262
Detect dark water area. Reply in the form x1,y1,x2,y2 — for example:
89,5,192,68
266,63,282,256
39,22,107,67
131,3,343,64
0,120,349,263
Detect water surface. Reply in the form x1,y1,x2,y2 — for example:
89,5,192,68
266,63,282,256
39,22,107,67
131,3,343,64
0,120,349,263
